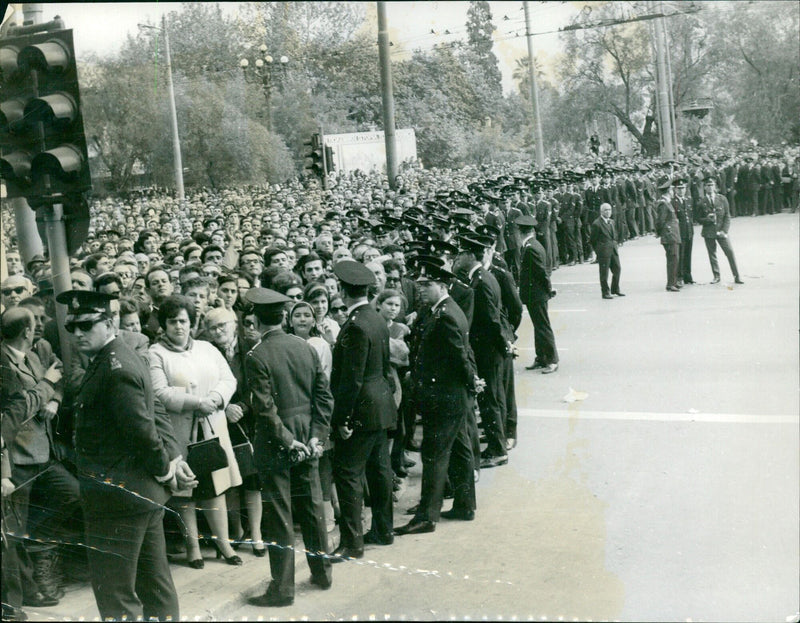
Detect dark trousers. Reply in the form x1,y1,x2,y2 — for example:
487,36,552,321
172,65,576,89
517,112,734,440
679,231,694,282
472,342,506,458
662,243,680,288
704,236,740,280
261,459,331,598
597,251,621,296
84,507,179,622
502,355,518,440
333,429,393,548
626,209,639,238
526,300,558,368
416,387,475,522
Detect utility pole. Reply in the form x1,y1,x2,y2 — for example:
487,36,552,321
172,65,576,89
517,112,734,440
376,2,398,189
162,15,184,200
9,3,45,266
523,1,545,168
662,12,679,155
652,1,674,159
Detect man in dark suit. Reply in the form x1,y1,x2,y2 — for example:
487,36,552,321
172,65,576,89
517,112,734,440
516,215,559,375
672,177,695,285
655,175,682,292
699,177,743,285
329,261,397,560
590,203,624,299
395,262,479,535
57,290,194,622
453,237,510,468
245,288,333,607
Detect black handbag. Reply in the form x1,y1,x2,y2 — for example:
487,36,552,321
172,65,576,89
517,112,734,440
231,421,257,478
186,414,228,476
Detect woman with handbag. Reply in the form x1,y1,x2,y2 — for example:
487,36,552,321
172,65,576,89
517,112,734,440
149,296,243,568
204,306,266,557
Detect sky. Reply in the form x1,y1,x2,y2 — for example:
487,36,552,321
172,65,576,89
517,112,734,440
2,2,578,94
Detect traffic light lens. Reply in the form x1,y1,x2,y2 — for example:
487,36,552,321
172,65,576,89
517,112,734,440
18,39,70,73
31,144,83,179
0,99,28,132
25,93,77,124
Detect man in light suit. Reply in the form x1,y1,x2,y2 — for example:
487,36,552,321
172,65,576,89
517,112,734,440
699,177,743,285
589,203,624,300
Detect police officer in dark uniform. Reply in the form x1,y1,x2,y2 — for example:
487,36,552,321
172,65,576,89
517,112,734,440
244,288,333,608
395,261,479,535
329,261,397,560
57,290,193,622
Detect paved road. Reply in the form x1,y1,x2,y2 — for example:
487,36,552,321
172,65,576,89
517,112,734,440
31,214,799,621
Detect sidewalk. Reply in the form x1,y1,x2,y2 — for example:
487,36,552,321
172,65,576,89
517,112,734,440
27,456,422,621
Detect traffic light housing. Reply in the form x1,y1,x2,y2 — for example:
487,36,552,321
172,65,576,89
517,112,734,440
302,132,324,180
324,145,335,174
0,29,92,208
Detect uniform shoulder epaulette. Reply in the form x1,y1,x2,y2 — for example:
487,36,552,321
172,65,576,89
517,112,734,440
110,352,122,370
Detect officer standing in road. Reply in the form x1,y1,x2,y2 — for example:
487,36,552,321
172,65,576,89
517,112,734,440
329,261,397,560
700,176,743,285
244,288,333,608
57,290,194,622
655,175,682,292
395,261,480,536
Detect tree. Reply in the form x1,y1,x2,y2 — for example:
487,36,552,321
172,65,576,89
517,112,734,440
463,1,503,119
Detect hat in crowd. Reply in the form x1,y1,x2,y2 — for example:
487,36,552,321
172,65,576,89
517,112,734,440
656,175,672,190
406,239,458,256
56,290,117,316
245,287,292,309
515,214,537,228
36,278,54,295
475,223,501,239
333,260,376,286
703,174,717,183
672,176,687,187
411,260,455,284
26,255,47,272
457,235,492,255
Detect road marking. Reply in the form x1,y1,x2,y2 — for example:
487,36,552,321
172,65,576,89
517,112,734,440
517,408,799,424
552,281,598,285
550,309,587,312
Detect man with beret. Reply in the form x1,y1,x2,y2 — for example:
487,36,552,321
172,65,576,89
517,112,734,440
244,288,333,607
329,260,397,559
699,177,743,284
655,175,682,292
516,215,559,374
395,261,480,535
590,203,624,300
57,289,195,621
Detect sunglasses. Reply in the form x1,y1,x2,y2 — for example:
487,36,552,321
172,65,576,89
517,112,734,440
65,318,103,334
2,286,26,296
243,320,256,328
332,305,347,313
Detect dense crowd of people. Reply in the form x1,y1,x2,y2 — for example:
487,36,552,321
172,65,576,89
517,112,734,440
1,145,798,620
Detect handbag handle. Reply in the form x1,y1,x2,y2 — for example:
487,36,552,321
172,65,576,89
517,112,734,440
233,421,250,443
192,411,218,442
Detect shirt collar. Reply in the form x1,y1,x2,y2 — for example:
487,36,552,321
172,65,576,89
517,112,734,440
6,344,26,363
346,300,370,316
521,233,536,246
431,293,448,313
467,263,481,281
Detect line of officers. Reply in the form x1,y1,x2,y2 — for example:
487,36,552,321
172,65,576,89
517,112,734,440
0,226,523,619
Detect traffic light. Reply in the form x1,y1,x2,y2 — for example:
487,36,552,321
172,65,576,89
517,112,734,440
0,29,92,208
302,132,324,180
324,145,335,174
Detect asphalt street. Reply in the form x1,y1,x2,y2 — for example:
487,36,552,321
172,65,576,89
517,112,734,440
30,213,799,622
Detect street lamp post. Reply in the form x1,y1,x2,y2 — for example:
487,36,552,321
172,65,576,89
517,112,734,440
139,16,185,200
239,44,289,133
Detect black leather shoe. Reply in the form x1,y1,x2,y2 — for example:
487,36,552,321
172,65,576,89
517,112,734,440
329,545,364,563
310,574,332,590
479,453,508,469
666,286,680,292
22,592,58,608
394,519,436,535
524,361,543,370
734,278,744,284
403,457,416,468
440,507,475,521
2,606,27,621
602,293,614,299
394,466,408,478
405,503,419,515
613,292,626,297
248,592,294,607
363,530,394,545
711,277,720,284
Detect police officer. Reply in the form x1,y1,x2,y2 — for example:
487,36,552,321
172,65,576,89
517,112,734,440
245,288,333,607
57,290,194,622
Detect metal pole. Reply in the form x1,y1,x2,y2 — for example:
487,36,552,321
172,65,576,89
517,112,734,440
41,203,73,378
662,14,679,155
653,2,674,159
524,1,545,168
319,125,328,191
12,4,45,266
377,2,398,190
648,18,664,157
162,15,185,200
264,80,272,133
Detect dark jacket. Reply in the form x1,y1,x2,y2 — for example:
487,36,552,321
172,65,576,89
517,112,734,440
330,303,397,433
518,236,552,306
